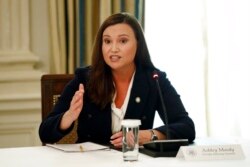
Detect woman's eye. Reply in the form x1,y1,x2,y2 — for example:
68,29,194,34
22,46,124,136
120,39,128,44
103,39,111,44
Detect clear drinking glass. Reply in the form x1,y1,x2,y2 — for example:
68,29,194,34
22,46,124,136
121,119,141,161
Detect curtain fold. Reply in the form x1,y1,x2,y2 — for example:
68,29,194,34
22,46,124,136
49,0,144,74
66,0,76,74
49,0,66,73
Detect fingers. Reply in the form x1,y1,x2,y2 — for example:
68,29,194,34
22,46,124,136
60,84,84,130
71,91,83,110
111,131,137,148
69,84,84,120
110,131,123,148
111,131,122,139
79,83,84,92
127,131,135,147
71,84,84,105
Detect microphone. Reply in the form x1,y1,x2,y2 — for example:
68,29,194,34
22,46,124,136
139,71,189,157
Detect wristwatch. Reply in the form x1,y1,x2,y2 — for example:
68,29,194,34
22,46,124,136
150,129,158,141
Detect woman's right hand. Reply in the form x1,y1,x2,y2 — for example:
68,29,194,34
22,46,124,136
60,84,84,130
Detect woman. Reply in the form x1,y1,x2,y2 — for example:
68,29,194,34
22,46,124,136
39,12,195,148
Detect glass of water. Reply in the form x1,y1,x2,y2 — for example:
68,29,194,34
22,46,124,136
121,119,141,161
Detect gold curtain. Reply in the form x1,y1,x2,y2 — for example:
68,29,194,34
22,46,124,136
48,0,144,74
49,0,67,73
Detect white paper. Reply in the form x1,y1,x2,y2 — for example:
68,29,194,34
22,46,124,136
46,142,109,152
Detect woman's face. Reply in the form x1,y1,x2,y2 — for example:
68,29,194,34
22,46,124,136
102,23,137,72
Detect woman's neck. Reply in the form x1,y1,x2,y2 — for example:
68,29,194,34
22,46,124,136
112,66,136,84
112,66,135,108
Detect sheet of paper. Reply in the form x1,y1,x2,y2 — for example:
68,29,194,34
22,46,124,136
46,142,109,152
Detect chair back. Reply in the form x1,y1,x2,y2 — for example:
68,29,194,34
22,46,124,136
41,74,78,144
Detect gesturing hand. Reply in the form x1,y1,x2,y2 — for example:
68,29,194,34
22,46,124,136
60,84,84,130
68,83,84,121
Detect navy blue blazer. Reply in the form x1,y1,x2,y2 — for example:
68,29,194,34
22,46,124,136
39,66,195,145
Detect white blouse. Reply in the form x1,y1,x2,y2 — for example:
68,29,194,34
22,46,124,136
111,72,135,134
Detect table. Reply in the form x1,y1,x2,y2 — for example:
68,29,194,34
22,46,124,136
0,138,249,167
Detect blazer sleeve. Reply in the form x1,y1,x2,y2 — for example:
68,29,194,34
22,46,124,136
39,67,88,143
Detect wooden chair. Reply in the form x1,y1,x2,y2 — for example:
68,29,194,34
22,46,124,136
41,74,78,144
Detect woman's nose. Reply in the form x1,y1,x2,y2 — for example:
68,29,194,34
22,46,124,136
111,43,119,52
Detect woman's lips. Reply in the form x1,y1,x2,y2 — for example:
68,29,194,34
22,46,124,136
110,55,121,62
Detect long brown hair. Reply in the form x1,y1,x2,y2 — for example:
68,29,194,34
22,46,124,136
87,12,155,109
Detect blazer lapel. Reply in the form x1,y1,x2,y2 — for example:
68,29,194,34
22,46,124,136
125,69,150,119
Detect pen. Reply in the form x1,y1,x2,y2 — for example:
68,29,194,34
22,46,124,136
79,145,84,152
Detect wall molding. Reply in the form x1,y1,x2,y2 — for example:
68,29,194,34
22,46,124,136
0,0,49,148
